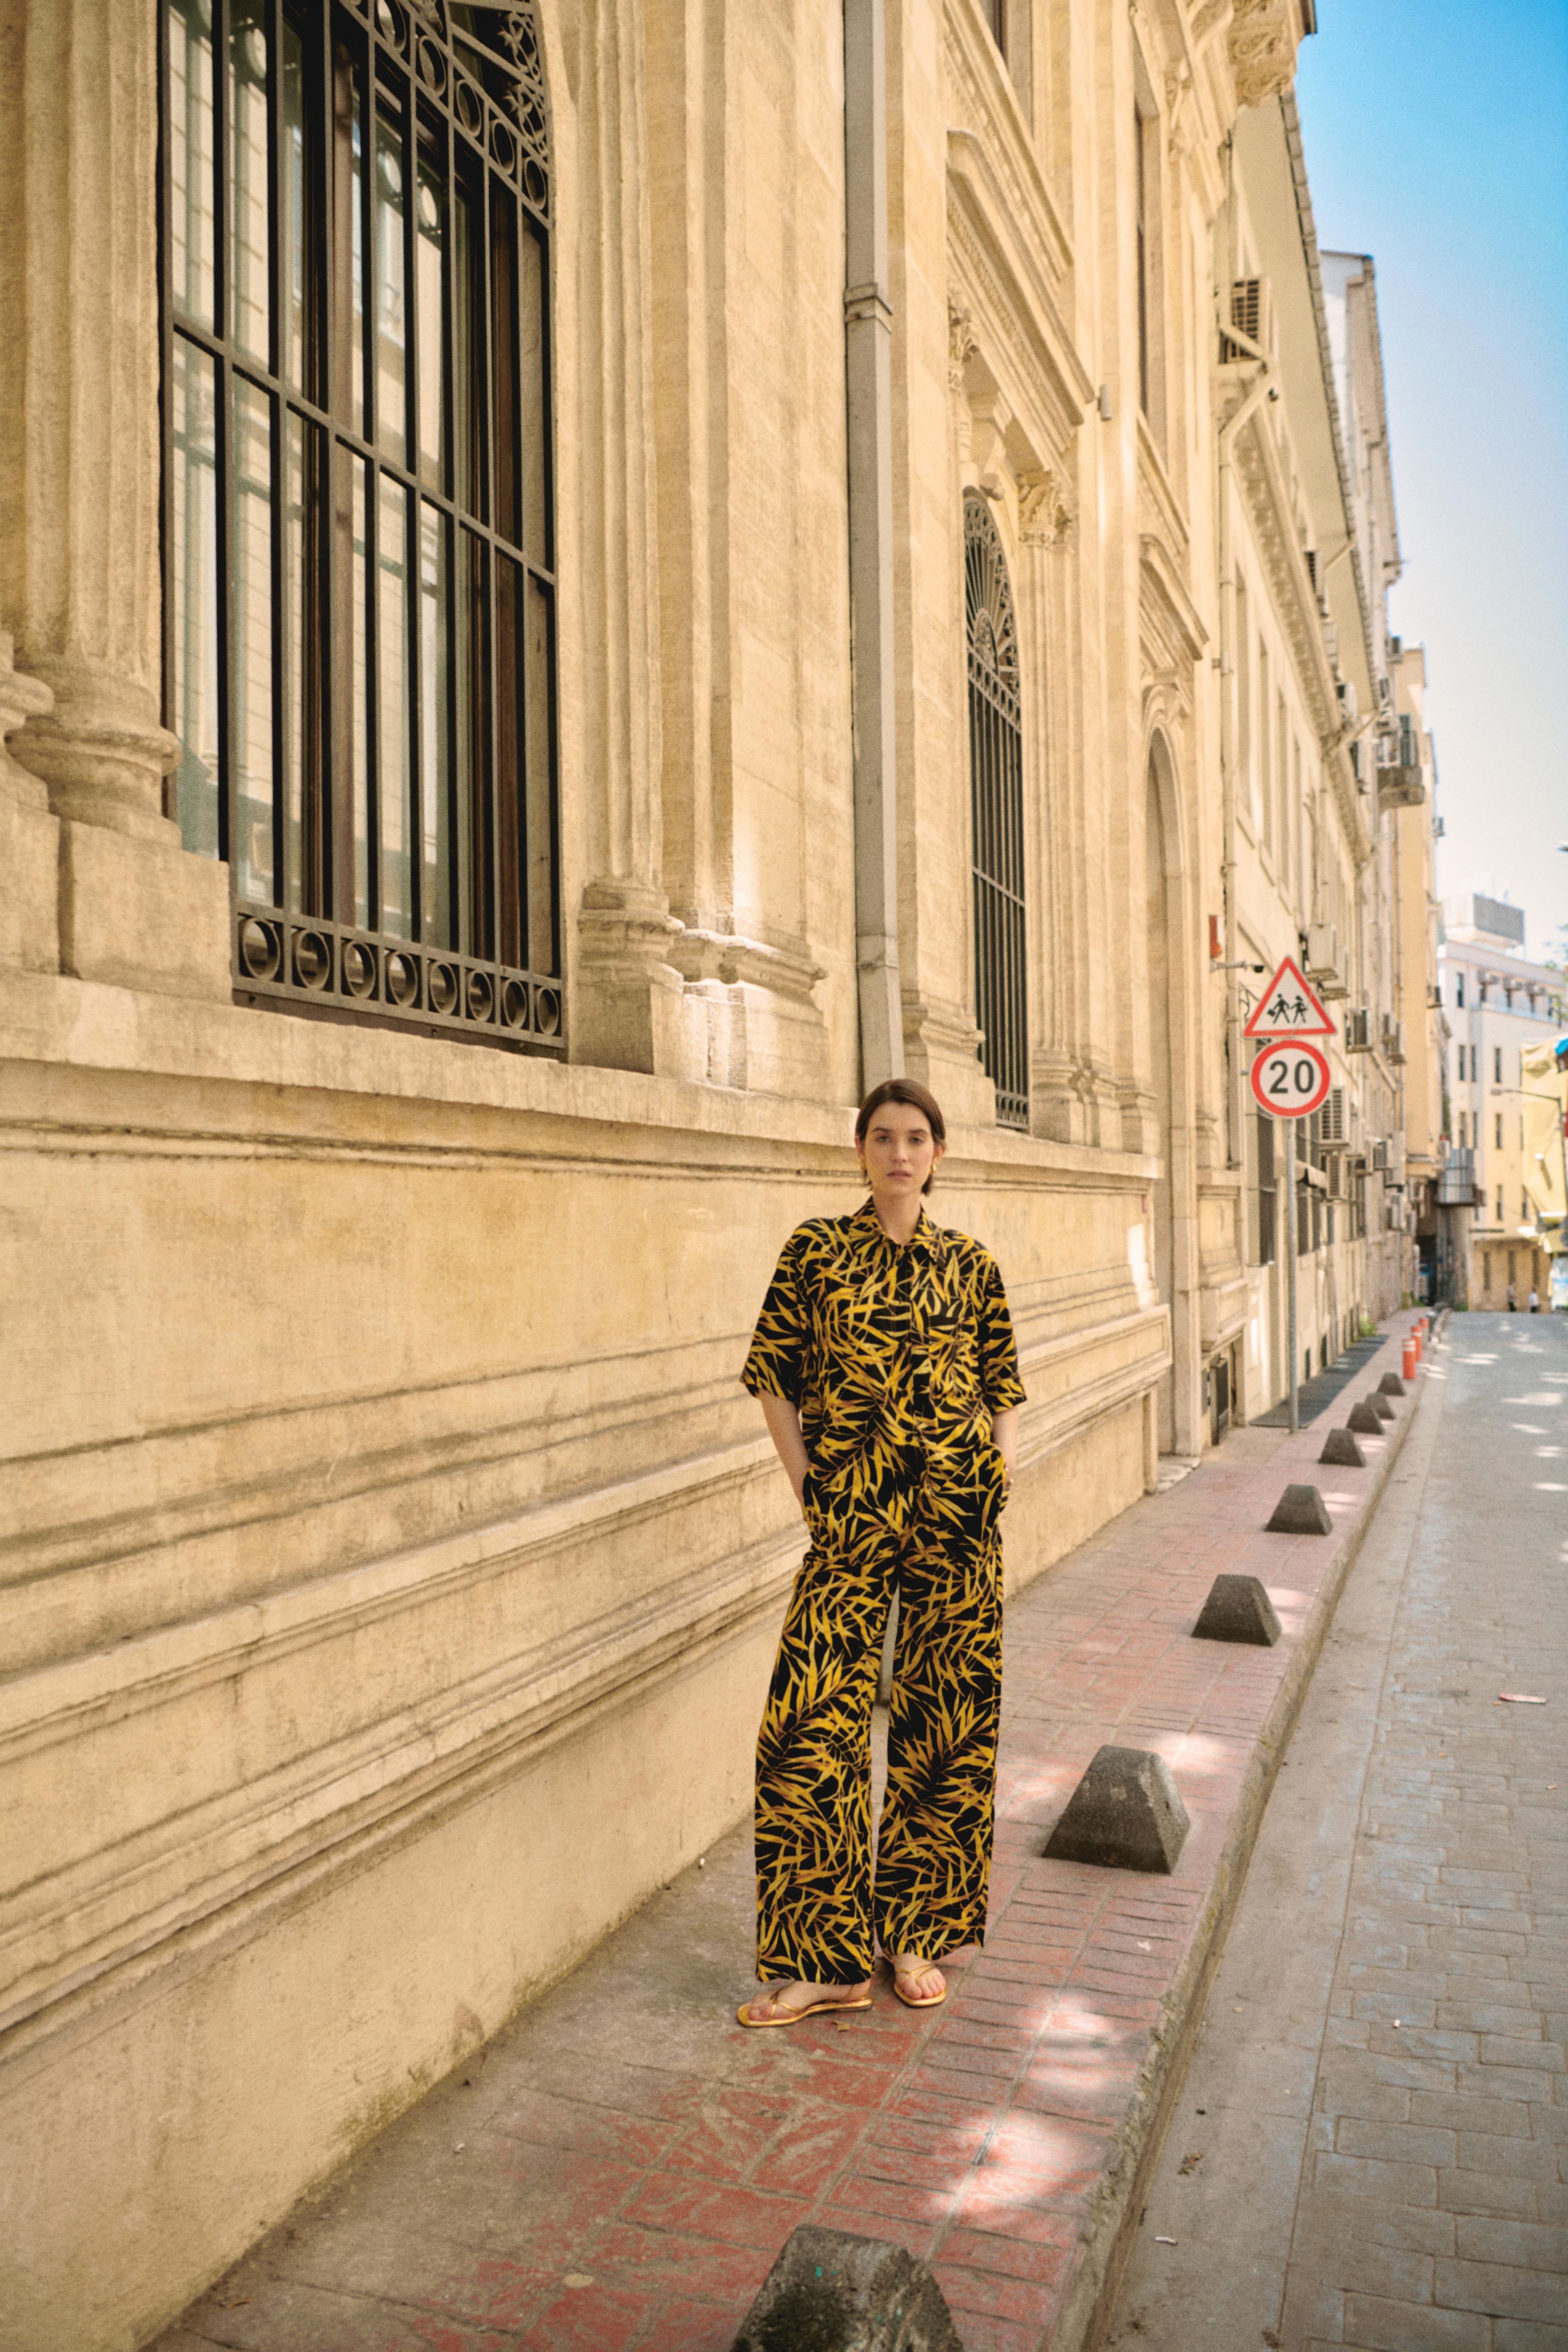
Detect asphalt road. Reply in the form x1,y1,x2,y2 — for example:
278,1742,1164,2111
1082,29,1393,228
1102,1311,1568,2352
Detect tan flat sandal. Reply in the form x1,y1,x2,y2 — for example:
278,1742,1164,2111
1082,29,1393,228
891,1961,947,2010
736,1984,875,2029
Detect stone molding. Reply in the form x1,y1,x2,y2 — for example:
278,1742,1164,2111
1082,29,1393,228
1229,396,1368,858
665,925,827,1006
0,634,58,975
1226,0,1306,106
1018,466,1075,550
944,3,1074,301
0,1296,1167,2060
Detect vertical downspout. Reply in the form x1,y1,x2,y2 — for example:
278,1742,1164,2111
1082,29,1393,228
1216,364,1270,1163
844,0,904,1091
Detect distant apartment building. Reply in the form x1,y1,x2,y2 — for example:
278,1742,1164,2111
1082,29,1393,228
1439,897,1567,1307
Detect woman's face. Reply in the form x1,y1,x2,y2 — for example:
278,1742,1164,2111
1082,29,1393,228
858,1105,945,1198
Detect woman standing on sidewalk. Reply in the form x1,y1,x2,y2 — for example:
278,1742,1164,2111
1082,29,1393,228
736,1078,1025,2027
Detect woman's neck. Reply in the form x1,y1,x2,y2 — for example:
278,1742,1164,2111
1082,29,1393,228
871,1189,924,1245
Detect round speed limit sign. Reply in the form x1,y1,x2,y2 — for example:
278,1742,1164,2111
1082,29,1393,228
1250,1037,1332,1119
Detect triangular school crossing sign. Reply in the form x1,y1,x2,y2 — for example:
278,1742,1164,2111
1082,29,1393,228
1243,954,1335,1039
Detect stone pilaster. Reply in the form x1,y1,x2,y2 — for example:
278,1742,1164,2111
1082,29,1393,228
0,633,59,974
567,0,700,1078
0,0,230,1001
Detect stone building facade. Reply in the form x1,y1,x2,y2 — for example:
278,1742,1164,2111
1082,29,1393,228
1438,899,1567,1310
0,3,1432,2344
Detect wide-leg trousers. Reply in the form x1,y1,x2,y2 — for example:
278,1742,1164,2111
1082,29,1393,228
754,1449,1005,1987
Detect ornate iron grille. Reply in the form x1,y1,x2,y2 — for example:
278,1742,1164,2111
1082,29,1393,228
159,0,561,1050
964,491,1028,1129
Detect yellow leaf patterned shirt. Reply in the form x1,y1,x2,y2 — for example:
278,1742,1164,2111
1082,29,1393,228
741,1197,1026,1489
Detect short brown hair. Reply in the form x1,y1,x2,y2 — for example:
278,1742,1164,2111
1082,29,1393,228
854,1078,947,1193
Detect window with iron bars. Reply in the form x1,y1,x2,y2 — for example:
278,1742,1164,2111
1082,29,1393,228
964,491,1028,1130
160,0,561,1051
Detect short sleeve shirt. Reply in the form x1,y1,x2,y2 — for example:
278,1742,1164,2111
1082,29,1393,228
742,1197,1026,1477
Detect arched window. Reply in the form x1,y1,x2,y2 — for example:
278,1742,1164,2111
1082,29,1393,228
964,490,1027,1128
161,0,560,1049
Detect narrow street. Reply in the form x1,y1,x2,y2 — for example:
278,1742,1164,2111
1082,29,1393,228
1105,1314,1568,2352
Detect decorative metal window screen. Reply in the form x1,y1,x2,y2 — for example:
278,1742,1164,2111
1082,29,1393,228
160,0,561,1050
964,491,1028,1129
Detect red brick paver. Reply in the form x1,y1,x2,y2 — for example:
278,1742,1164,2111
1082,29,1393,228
158,1318,1432,2352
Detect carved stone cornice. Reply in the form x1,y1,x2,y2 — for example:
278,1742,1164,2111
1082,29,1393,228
1232,410,1370,858
946,190,1093,463
948,298,979,392
665,926,826,1005
1018,466,1075,550
1232,412,1335,741
943,12,1094,463
1227,0,1305,105
1140,533,1207,679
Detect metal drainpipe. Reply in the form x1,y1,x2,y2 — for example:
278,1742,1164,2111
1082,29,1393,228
844,0,904,1092
1216,365,1270,1166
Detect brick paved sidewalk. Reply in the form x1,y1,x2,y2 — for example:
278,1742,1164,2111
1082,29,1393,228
158,1315,1431,2352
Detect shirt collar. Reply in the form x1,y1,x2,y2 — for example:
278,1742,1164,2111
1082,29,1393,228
849,1196,940,1259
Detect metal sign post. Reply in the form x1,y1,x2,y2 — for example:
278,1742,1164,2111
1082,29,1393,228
1245,957,1336,1443
1285,1117,1298,1434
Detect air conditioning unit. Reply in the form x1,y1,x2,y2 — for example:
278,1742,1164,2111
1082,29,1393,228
1345,1008,1372,1052
1306,923,1349,1000
1219,275,1276,365
1371,1139,1390,1173
1376,722,1425,810
1381,1016,1406,1065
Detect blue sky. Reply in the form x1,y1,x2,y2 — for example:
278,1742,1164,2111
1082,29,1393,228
1295,0,1568,966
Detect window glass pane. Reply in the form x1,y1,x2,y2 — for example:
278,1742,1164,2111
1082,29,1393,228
455,528,489,954
419,503,452,945
415,136,447,491
453,168,483,518
168,0,216,327
281,13,314,393
352,457,369,926
332,46,365,437
490,189,520,547
523,574,555,973
374,98,408,466
228,0,270,365
233,376,276,902
332,448,371,927
520,219,548,568
171,334,220,856
282,408,320,911
377,475,412,936
495,552,520,964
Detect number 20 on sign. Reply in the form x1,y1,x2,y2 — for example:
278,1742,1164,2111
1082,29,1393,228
1250,1038,1332,1119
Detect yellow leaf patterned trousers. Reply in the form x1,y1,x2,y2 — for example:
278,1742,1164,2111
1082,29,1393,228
755,1437,1006,1986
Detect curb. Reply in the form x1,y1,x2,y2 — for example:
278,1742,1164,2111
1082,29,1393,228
1047,1314,1441,2352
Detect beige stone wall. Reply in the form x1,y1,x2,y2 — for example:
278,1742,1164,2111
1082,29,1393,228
0,4,1429,2346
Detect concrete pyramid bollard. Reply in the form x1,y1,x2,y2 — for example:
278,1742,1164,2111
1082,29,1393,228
1044,1744,1191,1873
1192,1572,1283,1645
733,2223,965,2352
1371,1391,1396,1421
1347,1397,1384,1435
1378,1372,1407,1397
1320,1425,1367,1468
1265,1482,1334,1535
